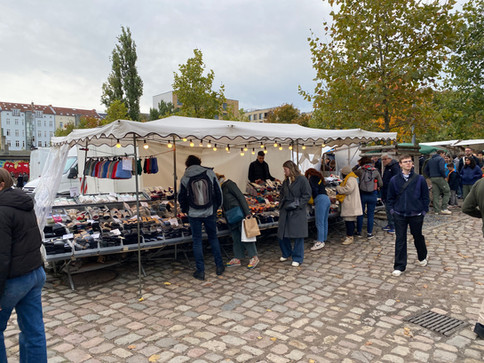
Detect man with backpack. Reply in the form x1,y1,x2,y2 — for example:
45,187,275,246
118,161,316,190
387,155,430,277
355,156,383,239
178,155,225,281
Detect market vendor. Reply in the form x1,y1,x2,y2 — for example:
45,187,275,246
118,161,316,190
248,151,279,184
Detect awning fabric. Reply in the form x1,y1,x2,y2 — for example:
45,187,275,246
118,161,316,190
51,116,397,148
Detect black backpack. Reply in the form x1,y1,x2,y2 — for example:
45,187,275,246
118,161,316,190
187,170,214,209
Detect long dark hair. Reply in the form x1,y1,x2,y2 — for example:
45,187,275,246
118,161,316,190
464,157,476,169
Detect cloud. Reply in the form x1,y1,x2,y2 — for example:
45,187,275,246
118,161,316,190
0,0,331,113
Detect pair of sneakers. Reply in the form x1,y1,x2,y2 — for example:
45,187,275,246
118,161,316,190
383,225,395,234
392,255,428,276
226,257,260,269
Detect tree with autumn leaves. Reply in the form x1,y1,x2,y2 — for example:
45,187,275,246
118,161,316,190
301,0,461,141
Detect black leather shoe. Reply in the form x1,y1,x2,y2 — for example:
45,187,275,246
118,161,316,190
216,265,225,276
193,270,205,281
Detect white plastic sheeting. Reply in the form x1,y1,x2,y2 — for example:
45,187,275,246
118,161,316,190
34,143,70,235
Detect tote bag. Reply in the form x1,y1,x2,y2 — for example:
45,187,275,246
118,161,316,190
241,220,257,242
243,216,261,238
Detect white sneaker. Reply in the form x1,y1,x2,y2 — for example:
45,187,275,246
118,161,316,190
291,261,300,267
392,270,403,277
280,257,288,262
310,241,325,251
440,209,452,215
419,255,428,266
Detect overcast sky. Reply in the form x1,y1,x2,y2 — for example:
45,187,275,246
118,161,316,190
0,0,333,114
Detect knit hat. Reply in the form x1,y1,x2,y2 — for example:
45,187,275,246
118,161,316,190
341,165,352,175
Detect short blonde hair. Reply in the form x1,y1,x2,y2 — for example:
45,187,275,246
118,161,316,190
283,160,300,183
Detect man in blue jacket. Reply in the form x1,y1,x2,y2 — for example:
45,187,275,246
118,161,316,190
424,150,451,215
387,155,430,277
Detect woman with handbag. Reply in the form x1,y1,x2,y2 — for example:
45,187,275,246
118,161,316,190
305,168,331,251
217,174,260,269
278,161,312,267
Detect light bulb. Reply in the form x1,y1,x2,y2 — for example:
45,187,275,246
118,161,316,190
167,142,173,149
278,144,283,150
260,142,264,148
189,139,194,147
143,140,149,150
213,144,217,151
116,139,121,148
289,145,293,150
273,142,278,147
302,144,306,150
263,147,268,154
240,148,244,156
251,148,255,155
244,144,248,151
182,138,187,142
207,140,212,148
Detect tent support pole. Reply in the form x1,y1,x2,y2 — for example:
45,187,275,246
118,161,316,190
133,134,142,299
81,141,89,195
173,136,178,217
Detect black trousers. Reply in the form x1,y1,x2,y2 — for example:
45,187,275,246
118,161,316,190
393,213,427,271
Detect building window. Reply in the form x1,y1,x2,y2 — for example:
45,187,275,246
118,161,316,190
38,141,42,147
6,129,10,136
15,130,19,137
22,120,24,126
12,109,20,116
38,131,42,138
37,120,41,127
60,122,63,129
44,120,46,127
44,131,47,137
15,140,20,147
50,132,53,137
35,111,43,118
223,103,227,111
259,113,263,120
15,119,18,125
49,120,53,127
6,119,10,125
22,130,24,137
22,141,25,148
7,140,11,146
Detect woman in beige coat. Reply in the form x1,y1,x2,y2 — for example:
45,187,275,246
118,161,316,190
336,165,363,245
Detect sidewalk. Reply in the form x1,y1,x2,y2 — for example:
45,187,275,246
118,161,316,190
4,211,484,362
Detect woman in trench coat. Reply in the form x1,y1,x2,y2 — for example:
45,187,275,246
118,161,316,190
278,160,311,267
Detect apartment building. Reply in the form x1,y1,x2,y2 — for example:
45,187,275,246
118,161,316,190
0,101,101,151
244,107,277,123
153,91,239,118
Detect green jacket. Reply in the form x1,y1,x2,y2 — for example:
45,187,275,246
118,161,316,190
462,178,484,237
221,179,250,220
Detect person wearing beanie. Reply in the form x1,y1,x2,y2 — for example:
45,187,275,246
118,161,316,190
336,165,363,245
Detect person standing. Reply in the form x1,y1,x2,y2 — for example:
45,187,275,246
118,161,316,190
424,150,451,215
446,163,460,207
336,165,363,245
460,157,482,200
248,151,278,184
387,155,430,277
462,178,484,338
0,168,47,362
217,173,259,269
304,168,331,251
178,155,225,280
278,160,311,267
458,147,481,172
381,154,400,234
355,156,383,239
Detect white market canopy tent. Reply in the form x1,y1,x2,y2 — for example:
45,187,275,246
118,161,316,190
51,116,397,148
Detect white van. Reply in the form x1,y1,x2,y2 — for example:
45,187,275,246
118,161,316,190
23,148,80,195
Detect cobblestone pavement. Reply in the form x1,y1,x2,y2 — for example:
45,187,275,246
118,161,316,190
4,210,484,362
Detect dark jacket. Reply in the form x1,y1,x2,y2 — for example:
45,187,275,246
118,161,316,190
221,179,250,229
458,155,481,172
424,154,446,178
462,178,484,237
460,165,482,185
381,159,400,202
308,175,326,199
447,170,460,190
0,187,43,300
387,171,430,217
248,160,274,182
278,175,311,239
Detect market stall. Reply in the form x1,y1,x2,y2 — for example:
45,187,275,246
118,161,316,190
41,116,397,295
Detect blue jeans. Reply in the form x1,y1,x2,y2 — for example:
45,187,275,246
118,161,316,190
357,192,377,234
279,238,304,264
314,194,331,242
189,215,224,273
393,213,427,272
0,266,47,363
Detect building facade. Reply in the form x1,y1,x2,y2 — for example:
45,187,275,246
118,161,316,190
244,107,276,123
0,101,100,151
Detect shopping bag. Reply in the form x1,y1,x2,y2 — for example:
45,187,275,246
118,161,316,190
243,216,261,238
241,220,257,242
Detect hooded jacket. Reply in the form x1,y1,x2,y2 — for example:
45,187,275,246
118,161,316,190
178,165,222,218
0,187,43,300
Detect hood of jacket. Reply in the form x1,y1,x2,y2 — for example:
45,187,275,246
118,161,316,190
0,187,34,211
182,165,214,180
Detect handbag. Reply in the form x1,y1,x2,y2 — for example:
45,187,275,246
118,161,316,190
225,206,244,225
241,220,257,242
243,216,261,238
